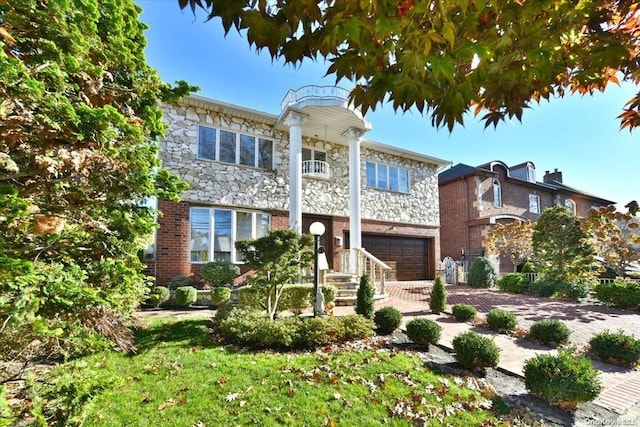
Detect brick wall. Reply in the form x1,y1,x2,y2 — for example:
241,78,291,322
439,178,470,260
154,199,191,285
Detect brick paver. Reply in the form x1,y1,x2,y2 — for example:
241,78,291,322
363,281,640,415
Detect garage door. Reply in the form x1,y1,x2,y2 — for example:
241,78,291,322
362,234,428,281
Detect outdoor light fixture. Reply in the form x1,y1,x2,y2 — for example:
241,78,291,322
309,221,326,317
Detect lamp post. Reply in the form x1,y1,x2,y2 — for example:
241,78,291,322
309,221,326,317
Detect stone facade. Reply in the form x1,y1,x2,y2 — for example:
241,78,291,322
160,103,440,226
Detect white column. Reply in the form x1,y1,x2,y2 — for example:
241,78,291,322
284,111,307,233
345,127,367,272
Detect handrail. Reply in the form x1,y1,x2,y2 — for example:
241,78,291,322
338,248,391,295
301,160,330,178
281,85,352,111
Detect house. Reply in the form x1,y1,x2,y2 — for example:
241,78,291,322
150,86,450,291
438,161,615,273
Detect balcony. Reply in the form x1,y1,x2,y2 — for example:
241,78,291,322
302,160,330,179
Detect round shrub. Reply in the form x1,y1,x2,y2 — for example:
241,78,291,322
429,276,447,314
452,331,500,370
199,260,240,287
497,273,530,293
148,286,170,308
486,309,517,331
589,330,640,366
527,280,557,297
373,307,403,334
555,281,589,301
524,349,602,406
594,281,640,309
452,304,477,322
467,257,497,288
167,274,194,291
528,319,570,346
174,286,197,307
211,287,231,305
405,318,442,346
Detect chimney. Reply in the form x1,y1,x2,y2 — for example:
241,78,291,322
543,168,563,184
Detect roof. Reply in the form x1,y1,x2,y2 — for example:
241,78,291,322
438,161,615,205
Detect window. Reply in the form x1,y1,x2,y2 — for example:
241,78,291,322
197,125,273,169
493,180,502,207
564,199,576,214
529,194,540,214
189,208,271,263
365,161,409,193
302,147,328,174
526,164,536,182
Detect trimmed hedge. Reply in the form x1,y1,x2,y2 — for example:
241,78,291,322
527,280,589,300
199,260,240,287
174,286,197,307
211,287,231,305
452,331,500,370
237,284,337,314
589,329,640,366
486,309,517,331
451,304,477,322
524,349,602,406
405,318,442,346
148,286,170,308
594,281,640,309
528,319,570,347
373,307,403,334
497,273,530,293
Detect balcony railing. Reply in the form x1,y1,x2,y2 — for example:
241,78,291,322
281,85,354,111
302,160,330,179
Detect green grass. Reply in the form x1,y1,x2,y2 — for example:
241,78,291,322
76,317,514,426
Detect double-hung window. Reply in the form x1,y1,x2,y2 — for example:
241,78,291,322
529,194,540,214
366,161,409,193
493,180,502,207
198,125,273,169
189,208,270,263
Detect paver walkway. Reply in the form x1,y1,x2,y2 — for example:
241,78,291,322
350,281,640,417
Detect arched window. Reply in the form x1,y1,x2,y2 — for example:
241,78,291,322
493,180,502,207
564,199,576,214
526,163,536,182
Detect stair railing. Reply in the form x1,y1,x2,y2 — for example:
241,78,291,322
338,248,391,295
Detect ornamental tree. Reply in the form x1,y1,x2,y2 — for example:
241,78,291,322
532,205,597,284
0,0,193,359
486,220,534,272
581,201,640,277
180,0,640,131
236,229,314,321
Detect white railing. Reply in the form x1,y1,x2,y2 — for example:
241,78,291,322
280,85,353,111
338,248,391,295
460,271,640,285
302,160,330,179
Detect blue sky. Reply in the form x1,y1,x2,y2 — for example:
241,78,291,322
138,2,639,207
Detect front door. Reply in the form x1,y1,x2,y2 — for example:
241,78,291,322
302,215,333,270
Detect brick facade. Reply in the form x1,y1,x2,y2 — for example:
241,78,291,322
439,161,614,273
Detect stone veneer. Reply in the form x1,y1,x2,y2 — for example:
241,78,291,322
160,102,440,227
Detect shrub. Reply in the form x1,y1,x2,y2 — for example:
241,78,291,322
355,274,375,319
594,281,640,309
486,309,517,331
528,319,570,346
237,284,337,314
148,286,170,308
555,281,589,301
452,304,477,322
174,286,197,307
497,273,530,293
167,275,194,291
521,262,535,273
320,284,337,305
527,280,557,297
467,257,497,288
524,349,602,406
211,287,231,305
199,260,240,287
589,330,640,366
452,331,500,370
296,315,375,348
373,307,403,334
338,315,377,341
405,318,442,346
237,285,263,309
429,276,447,314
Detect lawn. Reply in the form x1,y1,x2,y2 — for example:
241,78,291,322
74,316,526,426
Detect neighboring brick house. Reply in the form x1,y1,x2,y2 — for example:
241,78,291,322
438,160,615,273
150,87,449,285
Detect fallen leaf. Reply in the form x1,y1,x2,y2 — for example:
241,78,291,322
225,392,239,402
